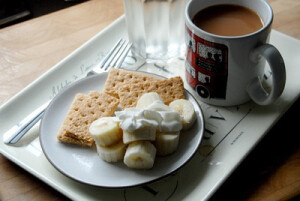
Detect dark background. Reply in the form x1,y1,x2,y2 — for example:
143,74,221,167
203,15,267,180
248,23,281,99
0,0,87,28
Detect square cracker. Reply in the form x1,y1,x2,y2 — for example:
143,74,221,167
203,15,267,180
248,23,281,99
103,68,161,98
57,91,119,147
118,76,185,109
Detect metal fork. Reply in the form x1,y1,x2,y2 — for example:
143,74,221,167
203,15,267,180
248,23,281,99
3,39,132,144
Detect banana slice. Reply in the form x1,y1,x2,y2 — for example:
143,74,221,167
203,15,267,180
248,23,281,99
136,92,162,108
155,131,180,156
89,117,122,146
123,126,156,144
169,99,196,130
124,141,156,169
96,140,127,162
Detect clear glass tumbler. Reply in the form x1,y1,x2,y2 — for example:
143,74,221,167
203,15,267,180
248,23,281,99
123,0,189,62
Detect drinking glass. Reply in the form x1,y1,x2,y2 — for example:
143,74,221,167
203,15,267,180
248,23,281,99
123,0,189,62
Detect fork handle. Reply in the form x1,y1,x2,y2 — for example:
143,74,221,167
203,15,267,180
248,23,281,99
3,100,51,144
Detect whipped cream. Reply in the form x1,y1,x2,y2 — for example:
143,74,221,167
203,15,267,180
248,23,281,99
146,100,182,132
115,101,182,133
146,100,174,112
159,111,182,132
115,108,161,132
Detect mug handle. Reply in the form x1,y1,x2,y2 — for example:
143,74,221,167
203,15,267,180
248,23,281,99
247,44,286,105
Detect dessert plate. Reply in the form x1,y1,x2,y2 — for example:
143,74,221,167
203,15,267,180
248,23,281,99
39,71,205,188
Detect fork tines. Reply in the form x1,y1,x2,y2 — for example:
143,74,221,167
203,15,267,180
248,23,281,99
100,39,132,71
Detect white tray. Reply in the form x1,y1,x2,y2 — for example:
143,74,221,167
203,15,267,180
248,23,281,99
1,16,300,201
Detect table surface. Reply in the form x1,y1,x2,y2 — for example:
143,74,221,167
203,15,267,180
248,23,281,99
0,0,299,200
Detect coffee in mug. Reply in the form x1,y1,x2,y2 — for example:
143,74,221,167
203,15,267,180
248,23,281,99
192,4,263,36
185,0,286,106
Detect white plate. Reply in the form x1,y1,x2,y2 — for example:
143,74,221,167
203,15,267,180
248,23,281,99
39,72,205,188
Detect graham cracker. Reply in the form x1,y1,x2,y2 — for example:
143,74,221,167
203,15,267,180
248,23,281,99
103,68,161,98
118,76,185,109
57,91,119,147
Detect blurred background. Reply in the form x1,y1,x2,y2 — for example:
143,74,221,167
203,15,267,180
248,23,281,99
0,0,87,28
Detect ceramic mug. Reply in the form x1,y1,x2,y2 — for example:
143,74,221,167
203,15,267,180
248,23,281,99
185,0,286,106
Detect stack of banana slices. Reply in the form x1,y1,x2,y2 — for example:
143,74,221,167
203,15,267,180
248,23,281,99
89,92,196,170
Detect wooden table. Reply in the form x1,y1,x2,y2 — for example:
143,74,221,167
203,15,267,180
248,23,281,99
0,0,299,200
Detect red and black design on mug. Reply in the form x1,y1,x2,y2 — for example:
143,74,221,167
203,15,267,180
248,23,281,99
186,27,228,100
185,0,286,106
